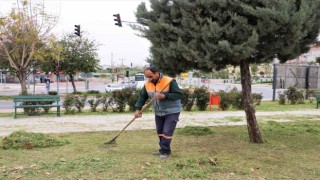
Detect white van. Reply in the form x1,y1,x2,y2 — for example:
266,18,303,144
135,73,146,89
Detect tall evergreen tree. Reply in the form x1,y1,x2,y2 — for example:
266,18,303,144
134,0,320,143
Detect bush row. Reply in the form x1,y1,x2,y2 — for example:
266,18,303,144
277,87,317,105
182,87,263,111
62,88,141,114
22,87,264,115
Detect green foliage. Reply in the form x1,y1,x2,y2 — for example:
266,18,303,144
252,93,263,106
100,95,113,112
20,94,54,115
278,91,286,105
193,87,210,111
59,33,101,93
39,101,55,113
48,91,57,95
218,90,233,111
229,88,244,110
62,94,76,114
0,0,57,94
134,0,320,75
1,131,69,150
1,121,320,179
73,95,87,112
210,69,229,79
127,89,141,111
111,88,132,112
284,87,305,105
219,89,262,110
262,121,320,135
181,88,195,111
22,101,40,116
177,126,213,136
306,89,316,99
316,57,320,64
88,95,102,112
250,64,259,75
87,90,100,94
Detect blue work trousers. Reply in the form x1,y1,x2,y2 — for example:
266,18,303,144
155,112,180,155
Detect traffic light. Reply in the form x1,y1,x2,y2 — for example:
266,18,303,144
113,14,122,27
74,25,81,36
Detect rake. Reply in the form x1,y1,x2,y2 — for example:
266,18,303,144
104,80,172,145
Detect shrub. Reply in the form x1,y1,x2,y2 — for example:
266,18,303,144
62,94,76,114
285,87,304,104
182,88,195,111
100,95,113,112
306,89,316,99
72,91,83,94
48,91,57,95
218,90,233,111
88,95,102,112
2,131,69,150
112,88,132,112
87,90,100,94
252,93,263,105
127,89,141,111
278,91,286,105
193,86,210,111
74,95,87,112
19,94,54,115
229,88,244,110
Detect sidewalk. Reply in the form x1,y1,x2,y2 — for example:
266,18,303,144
0,110,319,137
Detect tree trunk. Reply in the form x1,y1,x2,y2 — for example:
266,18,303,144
17,70,28,95
240,60,263,143
69,74,77,93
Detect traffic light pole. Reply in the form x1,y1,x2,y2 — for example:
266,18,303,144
57,52,60,95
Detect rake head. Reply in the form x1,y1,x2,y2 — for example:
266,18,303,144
104,136,117,145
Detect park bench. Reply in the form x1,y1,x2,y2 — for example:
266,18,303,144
13,95,61,119
316,94,320,109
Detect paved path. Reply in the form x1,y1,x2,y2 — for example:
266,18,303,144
1,110,319,137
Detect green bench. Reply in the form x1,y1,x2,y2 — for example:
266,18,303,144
13,95,61,119
315,94,320,109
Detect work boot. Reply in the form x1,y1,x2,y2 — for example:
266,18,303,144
159,153,170,160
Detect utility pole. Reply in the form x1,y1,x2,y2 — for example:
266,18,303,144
111,53,114,82
57,51,60,94
119,58,126,77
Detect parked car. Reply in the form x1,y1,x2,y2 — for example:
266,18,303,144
105,84,124,92
121,81,137,90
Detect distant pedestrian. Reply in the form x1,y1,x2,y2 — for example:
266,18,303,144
134,66,183,159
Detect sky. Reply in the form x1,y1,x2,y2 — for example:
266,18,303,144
0,0,151,68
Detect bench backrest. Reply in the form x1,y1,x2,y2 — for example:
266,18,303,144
315,94,320,99
13,95,60,102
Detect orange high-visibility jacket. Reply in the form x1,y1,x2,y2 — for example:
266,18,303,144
144,75,182,116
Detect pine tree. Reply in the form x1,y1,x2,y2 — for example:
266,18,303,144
133,0,320,143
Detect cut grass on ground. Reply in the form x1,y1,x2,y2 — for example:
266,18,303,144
1,121,320,179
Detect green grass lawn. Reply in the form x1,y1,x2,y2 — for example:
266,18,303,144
1,96,319,178
1,120,320,179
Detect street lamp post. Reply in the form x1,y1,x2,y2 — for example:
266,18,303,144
272,58,279,101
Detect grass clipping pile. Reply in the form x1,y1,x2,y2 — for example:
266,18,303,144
1,131,70,150
177,126,214,136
